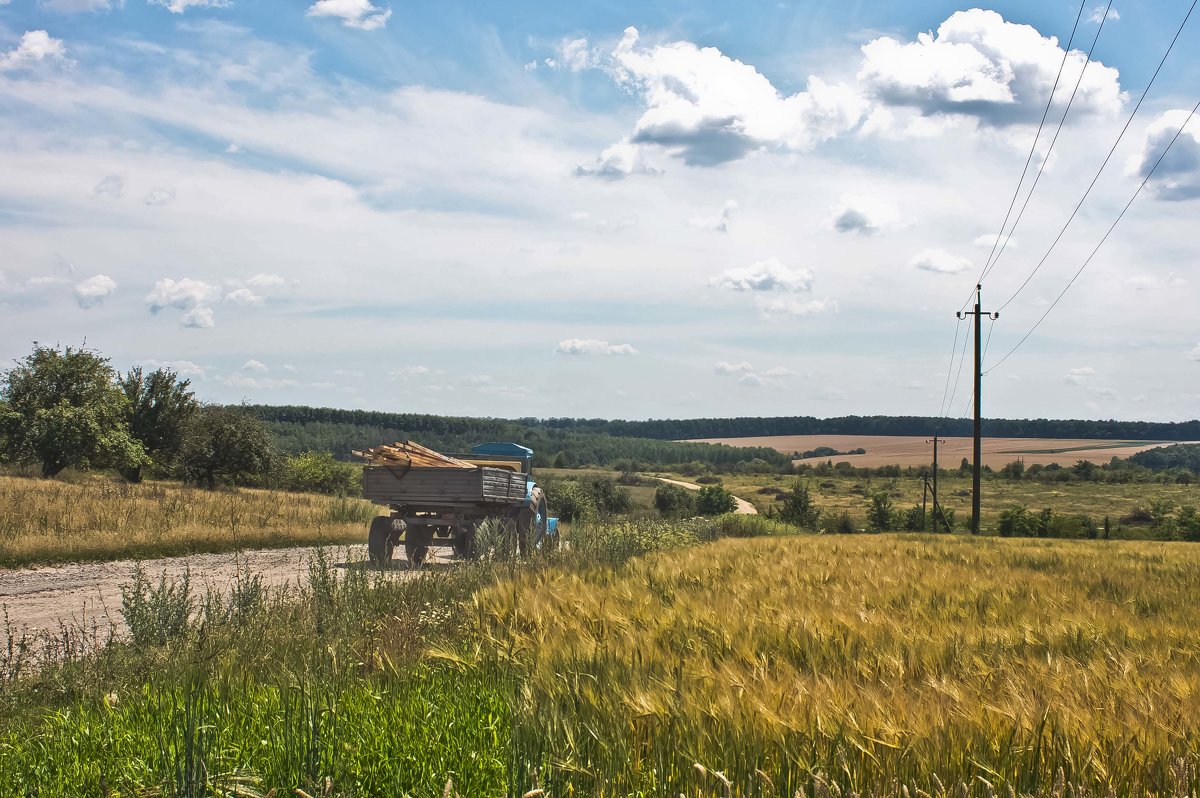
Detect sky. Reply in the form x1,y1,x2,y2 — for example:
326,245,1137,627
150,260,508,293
1,0,1199,423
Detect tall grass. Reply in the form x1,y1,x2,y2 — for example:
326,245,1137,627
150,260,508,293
0,474,378,566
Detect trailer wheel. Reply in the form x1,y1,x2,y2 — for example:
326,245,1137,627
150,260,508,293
405,543,429,567
453,528,477,560
367,516,395,564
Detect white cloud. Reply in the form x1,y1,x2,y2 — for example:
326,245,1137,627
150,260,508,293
602,26,866,167
333,368,365,378
390,365,431,378
306,0,391,30
73,274,116,308
139,359,207,379
92,174,123,200
687,200,737,233
146,277,220,327
575,138,660,179
754,296,834,316
555,338,638,355
1088,6,1119,24
555,37,598,71
223,287,264,306
221,374,298,390
241,358,267,372
831,195,899,235
246,273,286,288
148,0,230,13
710,257,814,293
911,248,972,274
972,233,1016,249
1064,366,1096,385
1134,109,1200,200
144,187,176,206
714,361,753,375
1189,344,1200,362
859,9,1123,127
0,30,69,71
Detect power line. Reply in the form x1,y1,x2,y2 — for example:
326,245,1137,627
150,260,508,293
945,313,973,418
995,0,1198,313
958,0,1090,313
984,96,1200,375
936,316,964,418
977,0,1115,287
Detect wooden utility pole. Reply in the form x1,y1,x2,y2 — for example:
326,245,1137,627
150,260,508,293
926,436,945,530
957,285,998,534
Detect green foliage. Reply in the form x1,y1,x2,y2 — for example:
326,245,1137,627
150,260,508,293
0,344,147,478
120,563,193,647
654,483,696,517
282,451,360,496
866,491,895,531
117,366,199,481
547,480,595,522
1000,460,1025,480
579,475,633,515
901,505,926,531
778,482,820,528
998,505,1039,537
1131,443,1200,472
179,405,276,489
695,484,737,516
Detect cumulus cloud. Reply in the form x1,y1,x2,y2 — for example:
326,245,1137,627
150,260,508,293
139,359,207,379
306,0,391,30
146,277,220,328
1064,366,1095,385
555,338,638,355
592,26,865,169
715,361,796,388
575,138,661,179
241,358,267,371
911,248,972,274
714,361,753,375
148,0,231,13
831,195,899,235
687,200,737,232
92,174,123,200
710,257,814,293
1133,109,1200,200
73,274,115,308
859,9,1123,128
554,37,599,71
0,30,69,71
224,287,264,306
246,273,286,288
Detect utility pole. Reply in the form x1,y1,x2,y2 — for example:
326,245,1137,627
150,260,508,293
957,285,999,534
926,435,945,531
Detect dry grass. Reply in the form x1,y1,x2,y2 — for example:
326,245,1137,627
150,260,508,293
0,474,377,567
683,434,1187,468
478,533,1200,794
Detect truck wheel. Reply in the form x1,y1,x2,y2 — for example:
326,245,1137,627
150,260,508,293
453,529,477,560
367,516,395,564
405,543,429,567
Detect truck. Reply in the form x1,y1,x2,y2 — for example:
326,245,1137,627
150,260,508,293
361,441,556,565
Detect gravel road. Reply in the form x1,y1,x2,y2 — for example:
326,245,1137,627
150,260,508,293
0,544,437,646
656,478,758,514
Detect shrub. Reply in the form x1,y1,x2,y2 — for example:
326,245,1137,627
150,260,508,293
120,564,192,647
778,482,820,529
998,505,1039,537
282,451,361,496
696,485,737,516
654,483,696,517
867,492,894,531
822,509,857,534
901,505,926,531
581,475,633,515
549,480,595,522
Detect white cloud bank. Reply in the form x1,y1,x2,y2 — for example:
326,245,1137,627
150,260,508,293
555,338,638,355
1134,109,1200,200
146,277,221,328
0,31,69,71
306,0,391,30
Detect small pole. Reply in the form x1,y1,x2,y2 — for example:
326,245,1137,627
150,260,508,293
958,285,999,535
926,435,945,532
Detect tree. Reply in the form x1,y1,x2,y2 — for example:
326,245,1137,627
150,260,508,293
696,485,737,516
654,483,695,517
778,482,820,528
179,405,275,489
117,366,199,482
867,492,895,531
282,451,360,495
0,344,146,477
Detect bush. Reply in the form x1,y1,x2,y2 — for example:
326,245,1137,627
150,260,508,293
581,475,633,515
282,451,361,495
778,482,820,529
696,485,737,516
867,492,894,531
120,564,192,647
901,505,926,531
549,480,595,522
822,509,857,534
654,483,696,517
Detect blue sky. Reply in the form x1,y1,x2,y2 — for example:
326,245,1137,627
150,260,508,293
2,0,1199,422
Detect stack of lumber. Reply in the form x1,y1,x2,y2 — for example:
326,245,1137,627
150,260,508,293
353,440,475,469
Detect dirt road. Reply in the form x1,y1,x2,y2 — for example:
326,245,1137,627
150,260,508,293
0,545,434,645
656,478,758,514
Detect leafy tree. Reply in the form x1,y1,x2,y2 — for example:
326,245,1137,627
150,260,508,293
1000,460,1025,480
867,492,894,531
117,366,198,482
654,483,695,517
179,405,275,489
696,485,737,516
778,482,820,528
282,451,361,495
548,480,594,522
0,344,146,477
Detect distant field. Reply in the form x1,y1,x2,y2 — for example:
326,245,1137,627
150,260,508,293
684,434,1188,468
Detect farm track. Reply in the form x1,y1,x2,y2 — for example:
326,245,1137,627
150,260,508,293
0,544,438,645
656,477,758,514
